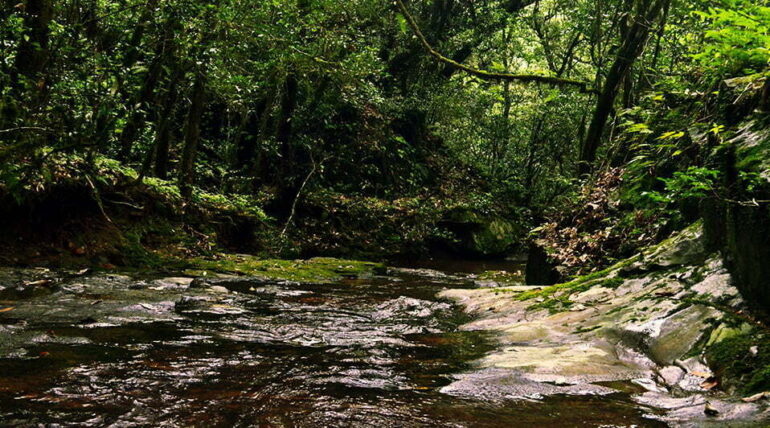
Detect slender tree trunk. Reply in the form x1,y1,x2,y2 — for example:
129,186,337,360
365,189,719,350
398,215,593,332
154,75,181,180
122,0,160,68
118,56,165,160
179,73,207,199
579,0,665,173
118,14,179,161
14,0,53,90
276,74,298,183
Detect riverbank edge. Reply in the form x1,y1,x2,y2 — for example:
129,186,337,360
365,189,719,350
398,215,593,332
439,222,770,425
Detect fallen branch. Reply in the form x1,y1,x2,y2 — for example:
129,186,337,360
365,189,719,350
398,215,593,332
0,126,51,134
394,0,595,93
281,154,328,237
84,174,114,224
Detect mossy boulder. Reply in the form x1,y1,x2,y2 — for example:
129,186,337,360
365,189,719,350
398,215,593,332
440,208,520,256
182,254,386,283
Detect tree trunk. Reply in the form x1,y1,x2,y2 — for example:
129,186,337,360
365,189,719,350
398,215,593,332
14,0,53,88
118,14,178,161
579,0,665,173
179,74,207,199
122,0,160,68
153,73,181,180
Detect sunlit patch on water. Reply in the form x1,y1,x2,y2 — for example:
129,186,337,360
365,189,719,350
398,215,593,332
0,265,663,426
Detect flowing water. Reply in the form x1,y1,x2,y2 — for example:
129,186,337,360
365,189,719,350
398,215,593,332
0,263,663,427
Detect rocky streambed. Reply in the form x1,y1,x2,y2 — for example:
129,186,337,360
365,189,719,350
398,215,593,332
1,226,767,427
441,222,770,426
1,258,664,427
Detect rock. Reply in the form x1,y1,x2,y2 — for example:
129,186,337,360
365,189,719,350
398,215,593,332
439,208,520,257
632,377,666,392
704,402,720,416
659,365,685,386
150,277,194,290
440,367,618,401
371,296,450,321
628,304,721,365
208,285,229,294
642,222,708,268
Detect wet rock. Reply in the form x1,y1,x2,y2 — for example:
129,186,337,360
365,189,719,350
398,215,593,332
371,296,451,321
479,341,650,383
174,295,247,316
650,305,721,365
658,365,685,386
190,276,275,291
622,304,721,365
149,277,194,290
441,368,618,401
120,301,176,315
439,208,520,257
690,270,741,305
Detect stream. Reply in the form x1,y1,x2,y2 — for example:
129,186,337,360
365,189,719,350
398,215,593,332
0,262,663,427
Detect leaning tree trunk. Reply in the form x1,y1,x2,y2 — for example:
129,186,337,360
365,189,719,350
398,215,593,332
579,0,666,174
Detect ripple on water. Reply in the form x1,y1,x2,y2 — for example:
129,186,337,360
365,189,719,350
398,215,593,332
0,267,663,426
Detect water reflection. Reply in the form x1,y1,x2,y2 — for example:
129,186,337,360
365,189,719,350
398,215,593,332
0,267,661,426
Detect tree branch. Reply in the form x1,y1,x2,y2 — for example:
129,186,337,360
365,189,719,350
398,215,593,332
394,0,595,93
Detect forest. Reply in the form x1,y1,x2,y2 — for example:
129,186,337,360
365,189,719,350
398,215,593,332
2,0,770,425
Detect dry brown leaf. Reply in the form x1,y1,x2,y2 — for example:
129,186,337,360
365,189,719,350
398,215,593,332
700,378,719,390
742,391,770,402
0,307,14,313
24,279,51,287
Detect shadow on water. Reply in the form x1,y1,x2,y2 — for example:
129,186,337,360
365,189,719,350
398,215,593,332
0,263,664,427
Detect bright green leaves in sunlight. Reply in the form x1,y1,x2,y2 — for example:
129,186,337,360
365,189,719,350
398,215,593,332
694,3,770,77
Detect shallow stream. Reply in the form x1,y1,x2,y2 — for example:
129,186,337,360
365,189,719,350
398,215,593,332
0,262,663,426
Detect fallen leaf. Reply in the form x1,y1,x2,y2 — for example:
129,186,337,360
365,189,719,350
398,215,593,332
742,391,770,402
24,279,52,287
0,307,14,313
701,378,719,390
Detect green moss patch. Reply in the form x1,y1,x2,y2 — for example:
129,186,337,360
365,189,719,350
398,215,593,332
515,256,637,313
182,254,386,283
706,331,770,394
477,270,523,284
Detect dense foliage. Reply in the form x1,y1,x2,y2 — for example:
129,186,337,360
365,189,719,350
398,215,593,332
0,0,768,262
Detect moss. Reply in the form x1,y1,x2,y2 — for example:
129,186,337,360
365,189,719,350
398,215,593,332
477,270,523,284
599,277,625,289
514,254,643,313
181,254,386,283
705,331,770,394
574,325,601,334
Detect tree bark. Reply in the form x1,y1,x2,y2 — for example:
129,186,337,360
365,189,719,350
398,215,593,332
14,0,53,89
153,72,181,180
179,73,207,199
579,0,666,173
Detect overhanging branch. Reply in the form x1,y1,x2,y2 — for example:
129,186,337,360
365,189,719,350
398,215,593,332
394,0,595,93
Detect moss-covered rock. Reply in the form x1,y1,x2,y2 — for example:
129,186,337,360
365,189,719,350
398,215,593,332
706,330,770,394
181,254,386,283
441,208,520,256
